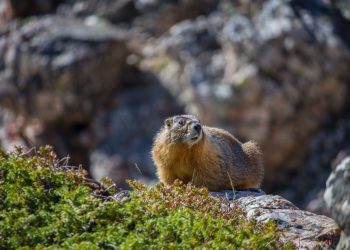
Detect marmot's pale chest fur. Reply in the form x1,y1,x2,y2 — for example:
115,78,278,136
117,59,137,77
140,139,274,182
152,115,264,191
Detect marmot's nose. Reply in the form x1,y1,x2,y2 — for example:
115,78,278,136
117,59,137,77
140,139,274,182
193,124,201,133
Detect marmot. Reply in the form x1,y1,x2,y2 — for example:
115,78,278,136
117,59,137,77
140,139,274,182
152,115,264,191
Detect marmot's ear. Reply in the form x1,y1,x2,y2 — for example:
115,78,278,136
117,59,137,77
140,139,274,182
165,118,173,127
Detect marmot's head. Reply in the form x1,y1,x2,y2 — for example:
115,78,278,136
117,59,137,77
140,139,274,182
163,115,203,146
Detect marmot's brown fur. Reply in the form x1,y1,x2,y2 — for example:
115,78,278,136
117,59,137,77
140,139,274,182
152,115,264,191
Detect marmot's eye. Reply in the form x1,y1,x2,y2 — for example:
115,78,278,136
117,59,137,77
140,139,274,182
178,119,185,126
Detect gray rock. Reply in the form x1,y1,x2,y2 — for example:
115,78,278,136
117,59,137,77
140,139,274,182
210,187,340,248
324,157,350,249
238,195,340,249
0,15,128,123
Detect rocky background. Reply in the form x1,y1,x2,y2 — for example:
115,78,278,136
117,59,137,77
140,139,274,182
0,0,350,215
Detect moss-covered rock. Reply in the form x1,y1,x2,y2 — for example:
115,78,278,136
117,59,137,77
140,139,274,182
0,146,292,249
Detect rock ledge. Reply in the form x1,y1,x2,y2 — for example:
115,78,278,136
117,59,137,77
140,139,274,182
237,194,339,249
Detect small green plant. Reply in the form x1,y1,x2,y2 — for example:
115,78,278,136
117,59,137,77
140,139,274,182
0,146,293,249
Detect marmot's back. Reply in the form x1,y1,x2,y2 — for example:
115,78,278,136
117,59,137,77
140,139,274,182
152,115,264,191
204,127,264,189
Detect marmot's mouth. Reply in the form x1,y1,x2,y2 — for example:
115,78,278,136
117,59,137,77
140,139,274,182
190,136,199,141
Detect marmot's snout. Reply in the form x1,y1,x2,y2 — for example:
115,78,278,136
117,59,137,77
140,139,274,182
187,122,202,145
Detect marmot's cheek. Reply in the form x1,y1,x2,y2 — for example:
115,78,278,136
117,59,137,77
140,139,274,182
170,132,183,142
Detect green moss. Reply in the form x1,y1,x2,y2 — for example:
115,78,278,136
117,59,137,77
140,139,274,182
0,146,294,249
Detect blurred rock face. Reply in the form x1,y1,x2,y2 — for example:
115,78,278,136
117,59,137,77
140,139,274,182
324,157,350,249
0,16,128,123
0,15,130,165
0,0,350,209
58,0,218,35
